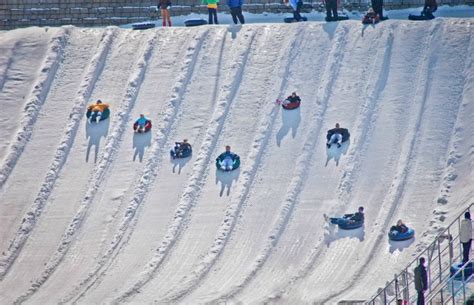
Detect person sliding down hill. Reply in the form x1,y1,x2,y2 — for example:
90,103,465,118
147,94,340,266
326,206,365,224
421,0,438,19
282,92,301,106
216,145,239,171
87,99,110,123
171,139,192,158
390,219,408,234
134,114,152,133
326,123,350,148
362,7,380,24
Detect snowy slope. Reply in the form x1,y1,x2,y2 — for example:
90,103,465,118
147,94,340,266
0,19,472,304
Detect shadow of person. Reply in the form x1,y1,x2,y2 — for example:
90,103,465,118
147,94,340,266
215,167,240,197
325,138,350,167
227,24,242,40
276,107,301,147
323,21,338,40
132,131,152,162
171,154,191,174
324,222,365,246
389,238,415,254
86,118,110,163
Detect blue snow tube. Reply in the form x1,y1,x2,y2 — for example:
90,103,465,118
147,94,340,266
388,228,415,241
184,19,208,27
331,217,364,230
86,108,110,122
450,262,474,280
215,154,240,171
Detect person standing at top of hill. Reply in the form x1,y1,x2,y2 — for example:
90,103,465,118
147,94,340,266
422,0,438,19
371,0,384,20
324,0,338,20
284,0,303,21
227,0,245,24
203,0,219,24
158,0,172,26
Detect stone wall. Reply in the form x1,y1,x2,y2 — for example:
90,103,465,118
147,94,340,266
0,0,472,30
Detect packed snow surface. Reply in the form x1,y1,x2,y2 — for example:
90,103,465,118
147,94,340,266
0,18,473,304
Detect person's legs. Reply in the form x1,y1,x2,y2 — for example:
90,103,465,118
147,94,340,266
161,9,167,26
208,8,213,24
96,111,102,122
417,290,425,305
237,7,245,24
231,8,238,24
223,157,233,170
463,240,472,263
165,10,172,26
212,8,218,24
332,1,338,19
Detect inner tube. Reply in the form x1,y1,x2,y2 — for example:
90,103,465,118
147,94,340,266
184,19,208,27
216,154,240,171
86,107,110,122
132,22,155,30
408,14,435,21
133,120,152,133
325,15,349,22
283,16,308,23
282,101,301,110
388,228,415,241
334,218,364,230
170,145,192,159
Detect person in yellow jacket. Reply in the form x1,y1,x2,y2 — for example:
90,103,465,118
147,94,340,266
87,99,110,123
202,0,219,24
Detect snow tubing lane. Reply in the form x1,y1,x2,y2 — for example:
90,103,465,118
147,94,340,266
132,22,156,30
133,120,152,133
337,218,364,230
215,155,240,171
283,16,308,23
388,228,415,241
170,146,192,159
450,262,474,280
282,101,301,110
86,108,110,122
408,14,435,21
184,19,208,27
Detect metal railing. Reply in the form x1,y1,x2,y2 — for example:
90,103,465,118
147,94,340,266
367,203,474,305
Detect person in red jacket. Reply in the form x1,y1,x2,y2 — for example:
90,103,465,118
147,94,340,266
158,0,172,26
362,7,380,24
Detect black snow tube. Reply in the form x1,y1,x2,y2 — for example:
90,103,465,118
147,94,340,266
86,108,110,122
184,19,208,27
330,217,364,230
450,262,473,280
325,15,349,22
283,16,308,23
170,145,192,159
132,22,156,30
326,128,350,143
408,14,435,21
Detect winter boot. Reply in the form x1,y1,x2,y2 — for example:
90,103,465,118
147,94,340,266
162,21,166,27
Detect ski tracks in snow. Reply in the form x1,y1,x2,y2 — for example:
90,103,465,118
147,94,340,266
321,22,443,303
0,28,68,189
0,28,115,282
258,24,396,304
113,28,259,303
59,28,210,304
12,29,158,304
159,25,303,303
208,24,350,302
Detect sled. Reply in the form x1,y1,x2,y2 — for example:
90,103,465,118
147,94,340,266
184,18,208,27
170,146,192,159
132,22,156,30
283,16,308,23
328,216,364,230
408,14,435,21
325,15,349,22
216,155,240,171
